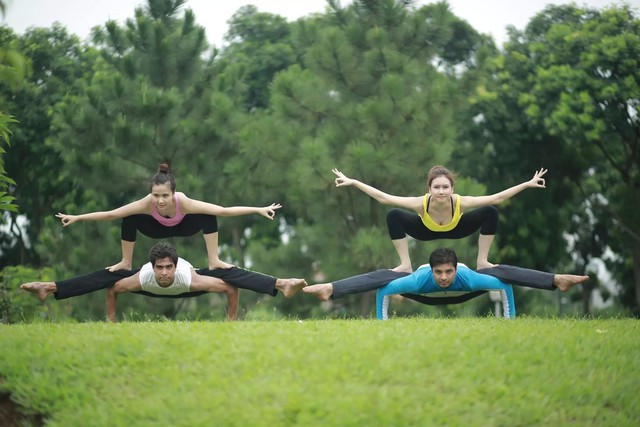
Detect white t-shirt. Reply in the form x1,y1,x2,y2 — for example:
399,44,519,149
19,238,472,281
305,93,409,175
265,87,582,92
139,257,193,295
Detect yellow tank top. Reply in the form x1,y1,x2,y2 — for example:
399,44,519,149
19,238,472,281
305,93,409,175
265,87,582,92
419,193,463,231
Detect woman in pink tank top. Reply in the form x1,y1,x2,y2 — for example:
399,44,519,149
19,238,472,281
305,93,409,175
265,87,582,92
56,163,282,272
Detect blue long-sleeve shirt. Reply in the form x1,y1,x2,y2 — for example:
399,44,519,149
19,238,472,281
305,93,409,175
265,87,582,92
376,264,516,320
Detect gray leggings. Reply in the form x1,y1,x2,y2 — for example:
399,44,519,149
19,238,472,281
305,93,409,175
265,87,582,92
331,264,555,305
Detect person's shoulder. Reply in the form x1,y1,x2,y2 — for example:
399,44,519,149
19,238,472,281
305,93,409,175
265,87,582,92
177,257,193,269
137,193,154,204
456,264,475,277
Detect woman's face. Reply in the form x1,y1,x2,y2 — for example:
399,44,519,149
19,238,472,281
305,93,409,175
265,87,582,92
429,176,453,201
151,183,174,211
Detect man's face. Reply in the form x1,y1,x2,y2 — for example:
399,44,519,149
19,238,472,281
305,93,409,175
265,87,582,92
153,257,176,287
432,262,457,288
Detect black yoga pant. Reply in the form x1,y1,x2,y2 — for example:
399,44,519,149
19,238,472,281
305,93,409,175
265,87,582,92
55,269,140,300
386,206,498,241
121,214,219,242
54,266,278,300
198,267,277,297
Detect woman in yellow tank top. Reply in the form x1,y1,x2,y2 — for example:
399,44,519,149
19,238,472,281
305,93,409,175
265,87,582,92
332,166,547,272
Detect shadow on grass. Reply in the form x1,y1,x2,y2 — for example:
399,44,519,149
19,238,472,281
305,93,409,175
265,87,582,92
0,393,44,427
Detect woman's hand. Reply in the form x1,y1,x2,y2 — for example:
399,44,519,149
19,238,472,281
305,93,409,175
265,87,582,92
259,203,282,220
56,213,79,227
332,168,355,187
527,168,548,188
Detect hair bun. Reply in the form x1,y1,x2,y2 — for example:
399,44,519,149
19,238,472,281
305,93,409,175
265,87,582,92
158,163,171,174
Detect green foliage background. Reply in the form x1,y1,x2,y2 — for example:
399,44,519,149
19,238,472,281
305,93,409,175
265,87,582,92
1,0,638,320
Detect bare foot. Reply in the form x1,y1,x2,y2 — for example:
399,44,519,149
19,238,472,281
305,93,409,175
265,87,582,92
276,278,308,298
391,265,413,273
554,274,589,292
20,282,56,302
302,283,333,301
106,260,132,272
209,259,234,270
476,260,497,270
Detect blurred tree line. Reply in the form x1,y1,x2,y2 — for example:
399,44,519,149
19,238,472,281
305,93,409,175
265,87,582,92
0,0,638,322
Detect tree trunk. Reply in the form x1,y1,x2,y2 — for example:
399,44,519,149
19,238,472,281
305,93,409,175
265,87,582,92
582,284,593,318
633,242,640,316
0,283,9,324
359,292,373,318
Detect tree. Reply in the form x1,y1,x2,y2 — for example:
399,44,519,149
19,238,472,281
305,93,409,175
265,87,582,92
0,25,95,267
0,113,17,214
0,18,30,218
46,0,232,268
458,4,639,313
220,5,297,110
227,0,485,316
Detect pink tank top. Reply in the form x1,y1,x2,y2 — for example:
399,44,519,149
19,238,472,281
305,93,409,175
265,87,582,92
150,194,186,226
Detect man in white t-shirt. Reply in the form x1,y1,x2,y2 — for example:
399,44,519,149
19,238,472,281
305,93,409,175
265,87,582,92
105,242,239,321
21,241,308,322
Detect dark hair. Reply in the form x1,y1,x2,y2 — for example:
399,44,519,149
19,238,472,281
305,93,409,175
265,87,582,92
150,163,176,192
429,247,458,269
427,165,456,187
149,242,179,267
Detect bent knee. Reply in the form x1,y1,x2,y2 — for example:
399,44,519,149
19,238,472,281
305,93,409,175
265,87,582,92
386,208,405,221
485,205,499,218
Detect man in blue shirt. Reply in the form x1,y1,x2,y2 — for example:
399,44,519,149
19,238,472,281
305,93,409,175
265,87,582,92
303,247,589,319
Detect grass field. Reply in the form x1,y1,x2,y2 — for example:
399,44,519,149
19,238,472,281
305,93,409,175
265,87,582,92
0,317,638,426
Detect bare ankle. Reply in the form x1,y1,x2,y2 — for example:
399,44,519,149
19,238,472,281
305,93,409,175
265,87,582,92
392,265,413,273
554,274,589,292
276,278,308,298
302,283,333,301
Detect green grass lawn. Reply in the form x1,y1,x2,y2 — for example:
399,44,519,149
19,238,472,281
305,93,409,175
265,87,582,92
0,317,638,426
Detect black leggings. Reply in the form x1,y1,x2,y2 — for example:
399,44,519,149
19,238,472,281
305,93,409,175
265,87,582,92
386,206,498,241
121,214,219,242
54,266,278,300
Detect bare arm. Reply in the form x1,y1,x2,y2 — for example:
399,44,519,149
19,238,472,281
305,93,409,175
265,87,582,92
459,168,547,210
112,272,143,293
226,286,239,321
107,272,143,323
57,196,152,227
106,286,117,323
332,169,422,211
179,194,281,220
190,270,239,320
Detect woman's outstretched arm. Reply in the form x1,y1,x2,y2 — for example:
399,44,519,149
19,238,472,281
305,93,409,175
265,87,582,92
460,168,547,210
180,194,281,220
56,196,151,226
332,168,422,211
